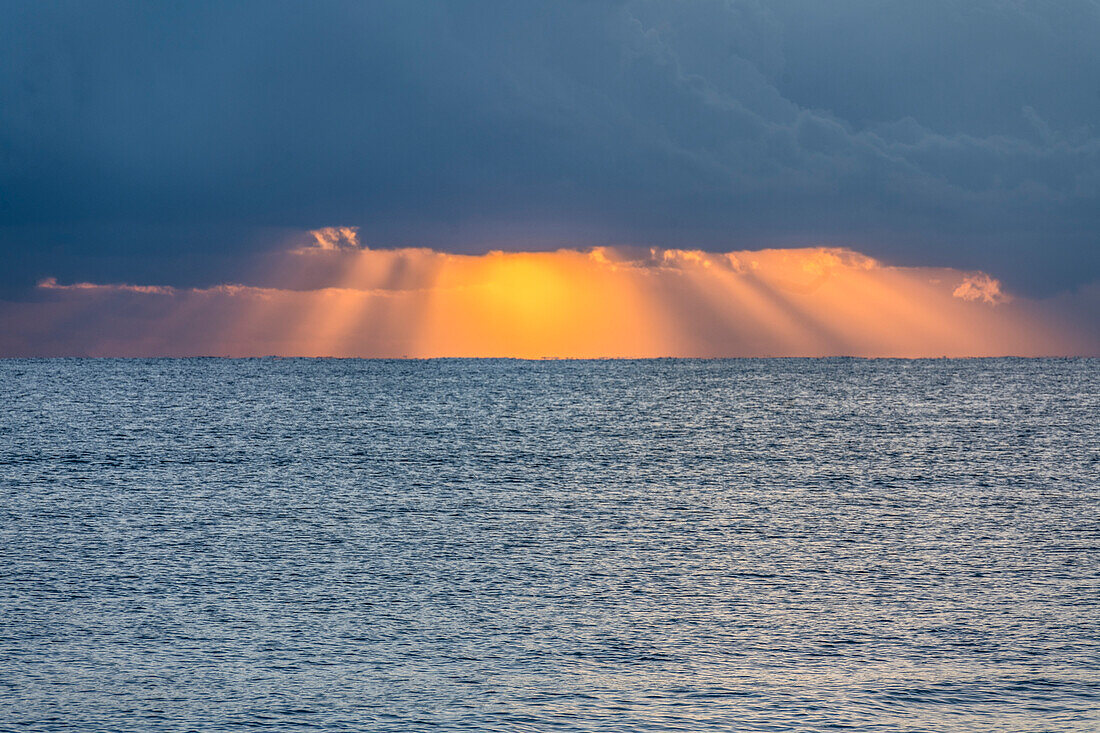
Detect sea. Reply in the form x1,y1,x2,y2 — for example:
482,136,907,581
1,358,1097,732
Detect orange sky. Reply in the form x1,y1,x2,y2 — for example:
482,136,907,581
4,233,1096,357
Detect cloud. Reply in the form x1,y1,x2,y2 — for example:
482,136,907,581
3,243,1094,358
292,227,363,254
1,1,1099,300
952,274,1008,305
36,277,176,296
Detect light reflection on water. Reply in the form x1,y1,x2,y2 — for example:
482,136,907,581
1,358,1097,732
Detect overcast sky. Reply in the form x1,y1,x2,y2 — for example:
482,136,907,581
2,0,1099,298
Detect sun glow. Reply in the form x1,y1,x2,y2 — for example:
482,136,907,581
9,242,1093,358
416,250,662,359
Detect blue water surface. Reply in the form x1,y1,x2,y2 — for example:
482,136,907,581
1,358,1097,732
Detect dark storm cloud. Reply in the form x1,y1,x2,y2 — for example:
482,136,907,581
1,0,1098,296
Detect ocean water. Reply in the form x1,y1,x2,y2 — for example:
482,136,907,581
1,358,1097,732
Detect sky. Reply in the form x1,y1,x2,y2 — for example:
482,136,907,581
2,0,1099,356
4,235,1089,357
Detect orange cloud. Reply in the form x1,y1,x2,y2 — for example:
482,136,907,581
289,226,363,254
952,273,1008,305
4,245,1096,357
37,277,178,296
